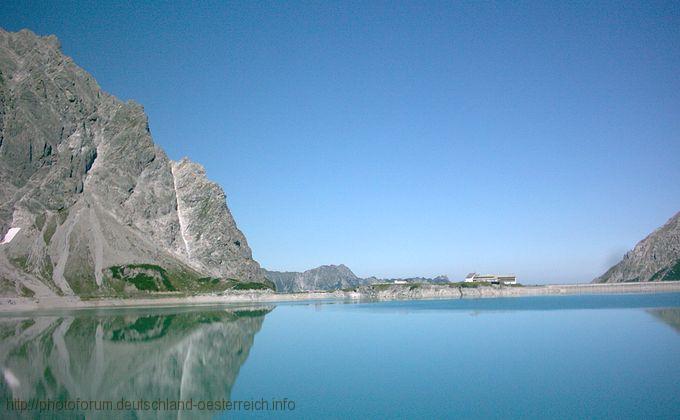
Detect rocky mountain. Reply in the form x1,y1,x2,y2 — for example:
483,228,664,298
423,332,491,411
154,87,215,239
0,28,271,299
263,264,450,293
593,211,680,283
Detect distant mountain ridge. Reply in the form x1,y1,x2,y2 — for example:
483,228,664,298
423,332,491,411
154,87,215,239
0,29,271,299
263,264,449,292
594,211,680,283
262,265,363,293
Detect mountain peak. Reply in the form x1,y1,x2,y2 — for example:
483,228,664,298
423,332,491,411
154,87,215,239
594,211,680,283
0,28,269,299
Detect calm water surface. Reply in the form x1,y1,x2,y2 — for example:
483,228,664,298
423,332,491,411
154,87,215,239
1,293,679,419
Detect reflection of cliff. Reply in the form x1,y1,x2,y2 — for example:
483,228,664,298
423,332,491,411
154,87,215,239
648,308,680,333
0,307,271,418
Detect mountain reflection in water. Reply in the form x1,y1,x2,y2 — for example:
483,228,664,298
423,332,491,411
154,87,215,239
0,306,272,418
648,307,680,333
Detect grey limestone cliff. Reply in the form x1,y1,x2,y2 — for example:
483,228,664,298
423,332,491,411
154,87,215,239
594,211,680,283
0,28,269,299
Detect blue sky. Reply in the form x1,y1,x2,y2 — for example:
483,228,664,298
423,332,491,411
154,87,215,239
2,1,679,283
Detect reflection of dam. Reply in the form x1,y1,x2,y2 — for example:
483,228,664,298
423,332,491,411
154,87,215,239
0,306,272,419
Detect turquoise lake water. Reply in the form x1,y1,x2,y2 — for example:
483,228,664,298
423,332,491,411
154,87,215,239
1,293,679,419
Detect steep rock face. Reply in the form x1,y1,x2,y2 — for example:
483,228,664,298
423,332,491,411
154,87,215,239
171,158,262,282
263,264,362,292
594,211,680,283
0,28,267,298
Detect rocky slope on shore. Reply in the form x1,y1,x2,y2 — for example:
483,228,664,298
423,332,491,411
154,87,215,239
0,29,271,299
594,211,680,283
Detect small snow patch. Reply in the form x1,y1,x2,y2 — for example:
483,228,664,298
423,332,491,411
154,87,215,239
0,227,21,244
3,368,20,390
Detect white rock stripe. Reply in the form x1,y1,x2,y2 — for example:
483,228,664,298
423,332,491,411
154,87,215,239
171,163,192,259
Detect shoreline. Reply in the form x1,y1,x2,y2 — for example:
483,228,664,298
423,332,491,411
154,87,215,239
1,281,680,314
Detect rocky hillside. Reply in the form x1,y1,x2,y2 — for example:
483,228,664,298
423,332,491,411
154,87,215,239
0,28,271,299
594,211,680,283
